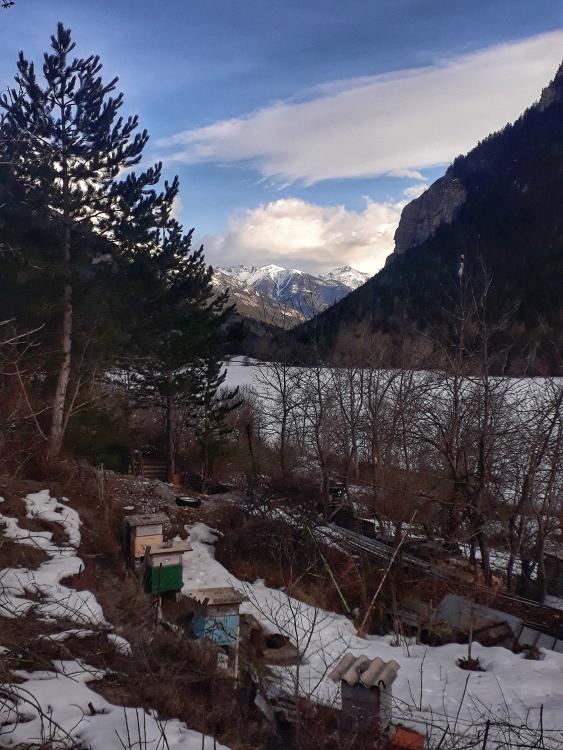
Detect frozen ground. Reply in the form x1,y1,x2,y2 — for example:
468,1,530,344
0,491,229,750
2,660,228,749
183,522,563,748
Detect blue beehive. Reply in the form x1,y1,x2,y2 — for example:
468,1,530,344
188,587,246,675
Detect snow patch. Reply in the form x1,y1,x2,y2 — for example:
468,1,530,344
182,522,563,747
0,490,104,625
1,659,229,749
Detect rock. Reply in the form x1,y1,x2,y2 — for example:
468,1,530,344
392,174,467,256
538,60,563,111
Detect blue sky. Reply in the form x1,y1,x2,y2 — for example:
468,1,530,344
1,1,562,273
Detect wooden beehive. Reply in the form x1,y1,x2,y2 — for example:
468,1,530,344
328,653,400,732
187,587,246,677
144,541,191,595
123,513,168,560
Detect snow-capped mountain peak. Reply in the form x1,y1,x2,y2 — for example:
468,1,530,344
213,263,368,322
320,265,370,289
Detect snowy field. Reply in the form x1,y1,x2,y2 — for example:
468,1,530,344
0,491,229,750
223,356,260,391
223,356,563,393
183,522,563,749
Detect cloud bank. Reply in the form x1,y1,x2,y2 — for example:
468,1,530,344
204,197,405,275
158,31,563,184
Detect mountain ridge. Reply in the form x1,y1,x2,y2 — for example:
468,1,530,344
213,263,370,323
290,60,563,374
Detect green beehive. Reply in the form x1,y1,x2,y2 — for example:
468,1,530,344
143,541,190,595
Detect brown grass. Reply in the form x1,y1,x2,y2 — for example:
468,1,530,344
0,538,49,569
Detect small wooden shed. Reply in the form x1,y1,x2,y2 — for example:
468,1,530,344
123,512,168,561
143,540,191,595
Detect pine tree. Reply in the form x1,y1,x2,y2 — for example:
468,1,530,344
0,23,168,461
186,358,241,492
126,206,236,481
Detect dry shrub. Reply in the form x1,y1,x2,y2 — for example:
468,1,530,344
92,627,268,748
0,538,49,569
215,514,300,589
15,515,69,547
0,612,121,675
211,501,371,615
291,699,390,750
163,507,190,541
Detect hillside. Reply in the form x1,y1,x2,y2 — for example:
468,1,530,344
292,62,563,374
212,267,306,327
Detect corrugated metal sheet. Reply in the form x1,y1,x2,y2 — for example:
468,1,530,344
536,633,557,650
328,653,400,688
438,595,563,654
437,594,522,637
518,626,539,647
326,524,441,577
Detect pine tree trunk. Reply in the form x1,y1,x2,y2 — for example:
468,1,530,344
48,223,72,463
48,143,73,464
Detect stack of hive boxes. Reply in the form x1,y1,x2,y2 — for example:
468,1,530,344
123,513,190,596
123,513,169,562
187,587,246,676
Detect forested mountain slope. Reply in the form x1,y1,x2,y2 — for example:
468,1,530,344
292,62,563,374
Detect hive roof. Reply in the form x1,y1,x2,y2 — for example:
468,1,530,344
124,512,169,527
187,587,247,605
328,653,400,688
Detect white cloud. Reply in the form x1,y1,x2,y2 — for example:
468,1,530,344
158,31,563,184
403,183,429,200
204,197,405,275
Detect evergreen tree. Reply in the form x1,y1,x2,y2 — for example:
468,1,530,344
186,358,241,492
0,23,169,461
127,208,235,480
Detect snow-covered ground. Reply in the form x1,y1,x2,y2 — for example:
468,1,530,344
4,488,561,747
0,491,229,750
183,523,563,748
2,660,228,749
223,355,260,391
0,490,105,625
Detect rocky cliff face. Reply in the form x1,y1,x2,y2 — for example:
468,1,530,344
392,174,467,256
390,60,563,259
538,59,563,110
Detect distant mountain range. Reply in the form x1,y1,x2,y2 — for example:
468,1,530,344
291,61,563,374
212,264,369,324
